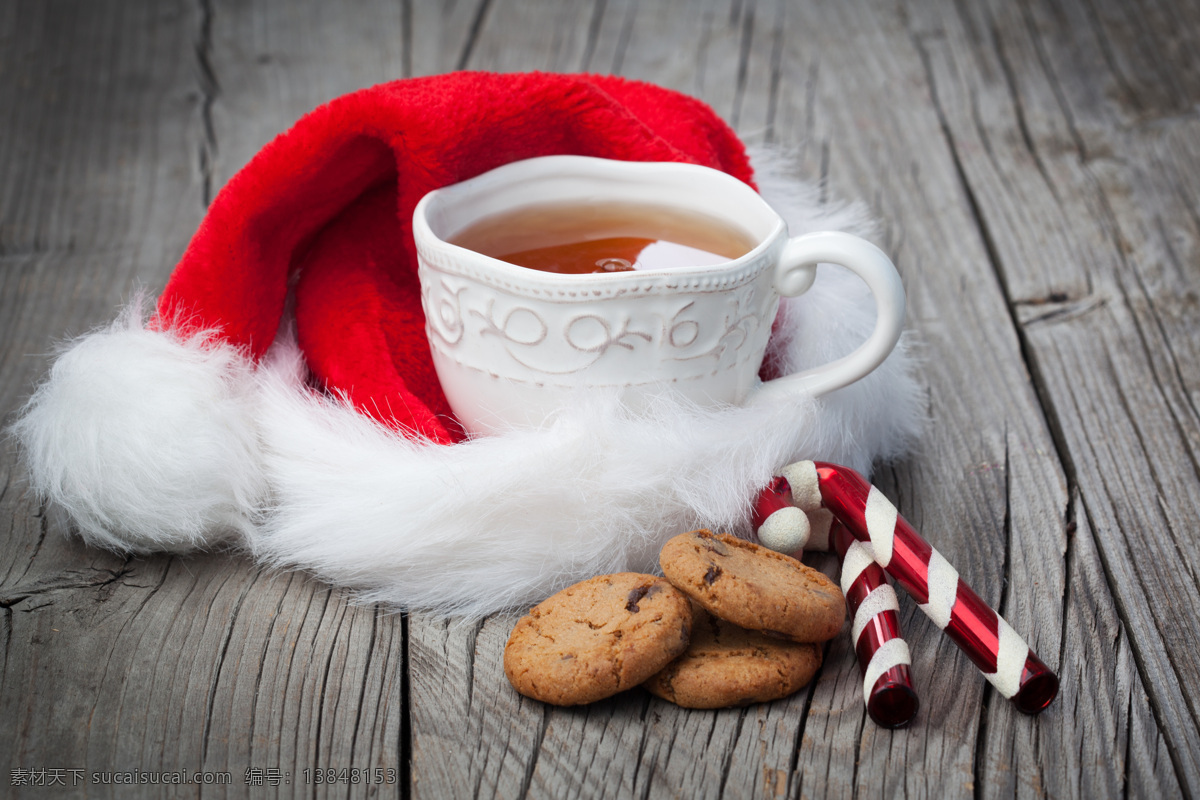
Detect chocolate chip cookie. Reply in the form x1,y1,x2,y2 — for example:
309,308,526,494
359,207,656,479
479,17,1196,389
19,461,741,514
503,573,692,705
659,530,845,643
644,601,823,708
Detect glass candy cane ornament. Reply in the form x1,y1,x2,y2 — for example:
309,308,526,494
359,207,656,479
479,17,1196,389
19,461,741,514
774,461,1059,715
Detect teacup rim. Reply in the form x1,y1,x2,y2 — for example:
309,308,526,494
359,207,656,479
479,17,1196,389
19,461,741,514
412,155,787,288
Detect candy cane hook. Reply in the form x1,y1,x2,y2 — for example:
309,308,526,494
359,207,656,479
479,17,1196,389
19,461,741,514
778,461,1059,715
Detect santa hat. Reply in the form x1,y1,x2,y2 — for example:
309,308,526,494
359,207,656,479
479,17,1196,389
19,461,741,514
13,72,922,615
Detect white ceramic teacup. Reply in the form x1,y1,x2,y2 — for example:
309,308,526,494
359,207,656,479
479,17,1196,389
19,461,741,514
413,156,906,435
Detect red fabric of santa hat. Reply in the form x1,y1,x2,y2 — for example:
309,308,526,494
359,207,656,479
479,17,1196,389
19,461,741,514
158,71,754,444
15,72,922,615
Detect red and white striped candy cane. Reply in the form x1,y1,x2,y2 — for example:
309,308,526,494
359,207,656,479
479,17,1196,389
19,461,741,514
753,478,919,727
781,460,1059,714
831,519,920,727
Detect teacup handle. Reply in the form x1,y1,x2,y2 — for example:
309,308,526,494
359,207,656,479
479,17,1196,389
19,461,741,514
755,231,906,400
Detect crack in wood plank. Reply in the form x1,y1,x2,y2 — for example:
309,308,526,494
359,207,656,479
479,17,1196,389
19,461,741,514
310,587,342,770
608,0,635,75
516,702,550,798
1058,491,1078,667
400,0,413,78
401,611,412,797
0,563,136,609
1,607,12,688
346,604,380,771
193,0,218,208
715,706,748,798
1014,0,1091,162
200,568,256,763
455,0,494,70
979,0,1062,203
578,0,607,72
728,0,755,131
457,616,482,714
246,571,292,763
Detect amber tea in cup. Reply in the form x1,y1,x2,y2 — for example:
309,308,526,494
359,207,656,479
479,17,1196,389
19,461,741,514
448,201,758,274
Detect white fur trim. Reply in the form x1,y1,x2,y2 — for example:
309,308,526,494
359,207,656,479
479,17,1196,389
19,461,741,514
12,304,266,553
248,343,831,615
11,153,924,614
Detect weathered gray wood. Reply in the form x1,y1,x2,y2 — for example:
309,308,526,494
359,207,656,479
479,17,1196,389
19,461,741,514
410,0,496,76
206,0,409,189
761,1,1186,796
1,5,210,796
408,613,548,797
907,0,1200,793
1,2,408,799
715,2,1072,796
4,0,1200,797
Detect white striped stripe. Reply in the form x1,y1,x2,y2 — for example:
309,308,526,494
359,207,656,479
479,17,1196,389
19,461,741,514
862,638,912,705
917,550,959,630
864,487,898,567
841,540,877,596
758,506,809,553
851,584,900,646
806,508,834,552
782,461,822,512
985,617,1030,698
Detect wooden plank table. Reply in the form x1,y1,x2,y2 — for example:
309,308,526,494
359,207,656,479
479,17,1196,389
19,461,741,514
2,1,1198,797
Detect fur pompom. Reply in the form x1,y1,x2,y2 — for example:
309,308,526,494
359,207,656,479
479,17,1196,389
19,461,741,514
11,305,266,553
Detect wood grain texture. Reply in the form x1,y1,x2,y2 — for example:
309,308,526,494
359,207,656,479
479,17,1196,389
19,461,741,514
1,3,408,799
3,0,1198,797
906,0,1200,792
690,3,1073,796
